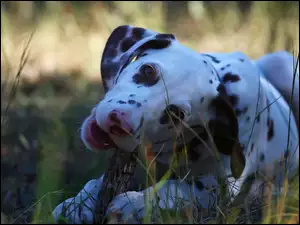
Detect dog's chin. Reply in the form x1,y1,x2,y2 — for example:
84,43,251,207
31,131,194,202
109,135,139,152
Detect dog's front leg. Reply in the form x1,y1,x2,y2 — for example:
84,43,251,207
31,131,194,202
52,176,219,224
52,175,104,224
106,176,220,223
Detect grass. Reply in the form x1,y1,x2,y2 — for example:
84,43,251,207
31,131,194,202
1,1,299,224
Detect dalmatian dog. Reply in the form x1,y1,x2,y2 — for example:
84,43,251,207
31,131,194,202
53,25,299,223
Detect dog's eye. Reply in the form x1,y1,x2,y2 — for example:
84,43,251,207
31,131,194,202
133,63,160,87
140,64,157,78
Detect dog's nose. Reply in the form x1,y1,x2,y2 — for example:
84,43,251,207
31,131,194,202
106,110,133,136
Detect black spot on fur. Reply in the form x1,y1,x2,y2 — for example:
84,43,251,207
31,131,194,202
266,97,273,141
236,107,248,116
203,54,221,63
251,143,254,150
120,38,137,52
229,95,239,107
159,111,171,125
132,27,145,40
256,114,260,123
108,25,128,48
140,39,171,51
201,97,205,103
137,53,148,59
223,73,241,83
243,107,248,114
195,180,205,190
267,119,274,141
216,83,227,95
175,136,206,162
137,85,142,88
266,98,271,113
136,102,142,107
239,58,245,62
203,60,208,65
159,104,185,125
117,100,127,104
236,109,242,116
260,153,265,162
246,116,250,122
128,99,136,104
129,94,135,97
221,64,231,71
120,39,171,75
155,34,175,40
108,99,113,103
208,97,239,156
101,62,120,81
105,47,118,58
209,80,213,84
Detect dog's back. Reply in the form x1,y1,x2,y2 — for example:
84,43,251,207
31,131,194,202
255,51,299,129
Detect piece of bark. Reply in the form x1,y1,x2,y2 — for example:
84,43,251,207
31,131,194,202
93,149,138,224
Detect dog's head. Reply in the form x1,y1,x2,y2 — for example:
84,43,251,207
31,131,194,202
81,25,245,178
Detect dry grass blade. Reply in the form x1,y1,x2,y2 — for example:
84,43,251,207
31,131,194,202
93,149,138,224
1,28,36,126
284,51,299,174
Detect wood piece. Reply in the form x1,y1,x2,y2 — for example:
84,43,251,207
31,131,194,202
93,149,138,224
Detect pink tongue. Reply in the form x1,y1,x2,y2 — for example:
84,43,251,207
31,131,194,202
87,120,115,150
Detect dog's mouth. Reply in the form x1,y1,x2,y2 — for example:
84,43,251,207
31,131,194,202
83,117,117,150
82,115,145,151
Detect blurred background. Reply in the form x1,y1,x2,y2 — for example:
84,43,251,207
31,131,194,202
1,1,299,223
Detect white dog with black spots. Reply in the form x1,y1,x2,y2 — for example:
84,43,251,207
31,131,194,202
53,25,299,224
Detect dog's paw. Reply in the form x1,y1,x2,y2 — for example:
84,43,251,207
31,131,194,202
106,191,146,224
52,176,103,224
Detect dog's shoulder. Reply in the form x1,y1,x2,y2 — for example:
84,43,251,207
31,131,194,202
201,52,262,122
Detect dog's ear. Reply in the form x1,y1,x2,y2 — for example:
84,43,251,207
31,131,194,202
208,84,245,179
100,25,176,92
